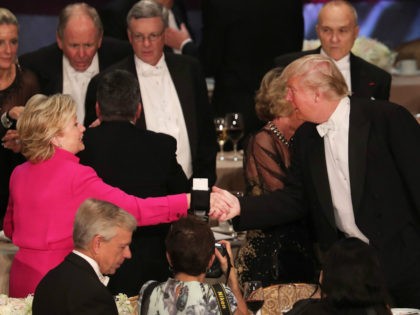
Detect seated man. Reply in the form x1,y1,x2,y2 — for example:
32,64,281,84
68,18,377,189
32,198,137,315
78,69,189,296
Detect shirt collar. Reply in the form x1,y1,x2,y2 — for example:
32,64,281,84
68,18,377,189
73,250,110,286
135,54,166,77
316,97,350,137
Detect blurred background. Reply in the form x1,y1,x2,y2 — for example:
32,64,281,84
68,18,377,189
2,0,419,56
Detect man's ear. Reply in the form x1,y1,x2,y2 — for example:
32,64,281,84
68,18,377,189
95,103,101,119
56,32,63,50
91,234,102,255
135,104,142,119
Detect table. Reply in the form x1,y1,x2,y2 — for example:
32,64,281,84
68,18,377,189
390,74,420,116
215,151,246,193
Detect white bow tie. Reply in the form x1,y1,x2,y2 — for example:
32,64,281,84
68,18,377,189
140,64,164,77
316,120,335,137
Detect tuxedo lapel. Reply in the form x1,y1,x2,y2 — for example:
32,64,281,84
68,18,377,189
350,53,375,99
348,99,370,213
307,128,336,228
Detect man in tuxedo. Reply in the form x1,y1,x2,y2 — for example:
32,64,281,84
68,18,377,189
33,199,137,314
85,0,216,186
78,69,189,296
200,0,304,135
275,0,391,101
19,2,131,124
212,54,420,307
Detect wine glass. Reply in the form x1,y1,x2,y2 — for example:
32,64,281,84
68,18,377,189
224,113,244,161
243,281,265,315
214,117,227,160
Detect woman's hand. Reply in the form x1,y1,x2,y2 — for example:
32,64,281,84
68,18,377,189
1,129,22,153
7,106,24,120
210,186,241,221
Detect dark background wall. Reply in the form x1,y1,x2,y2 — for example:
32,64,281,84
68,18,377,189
2,0,419,55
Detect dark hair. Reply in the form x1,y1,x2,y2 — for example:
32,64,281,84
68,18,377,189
96,69,140,121
165,216,215,276
321,238,390,309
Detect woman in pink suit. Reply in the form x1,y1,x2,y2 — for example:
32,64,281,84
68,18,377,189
3,94,192,298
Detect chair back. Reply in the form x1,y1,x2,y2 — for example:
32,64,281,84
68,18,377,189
262,283,320,315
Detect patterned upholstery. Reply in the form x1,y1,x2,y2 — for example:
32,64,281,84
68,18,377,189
262,283,320,315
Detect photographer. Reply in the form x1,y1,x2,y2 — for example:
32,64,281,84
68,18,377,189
138,216,247,315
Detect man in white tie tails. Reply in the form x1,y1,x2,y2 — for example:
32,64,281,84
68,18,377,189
84,0,216,186
19,3,131,125
275,0,391,101
33,199,136,314
212,54,420,308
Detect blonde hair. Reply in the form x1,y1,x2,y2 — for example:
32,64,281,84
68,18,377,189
255,67,293,121
0,7,18,27
17,94,76,163
281,54,349,101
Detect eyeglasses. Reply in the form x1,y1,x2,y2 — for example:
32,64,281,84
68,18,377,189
131,31,164,43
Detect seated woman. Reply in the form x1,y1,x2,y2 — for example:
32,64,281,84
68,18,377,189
0,7,40,226
236,67,316,286
138,216,247,315
287,237,392,315
3,94,194,298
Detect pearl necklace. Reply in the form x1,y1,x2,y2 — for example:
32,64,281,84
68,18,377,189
267,121,290,147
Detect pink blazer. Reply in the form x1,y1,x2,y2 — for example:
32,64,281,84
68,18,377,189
3,148,187,297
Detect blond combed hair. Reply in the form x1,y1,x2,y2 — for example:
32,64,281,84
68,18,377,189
255,67,294,122
17,94,76,163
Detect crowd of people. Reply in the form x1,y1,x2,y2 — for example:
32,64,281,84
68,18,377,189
0,0,419,314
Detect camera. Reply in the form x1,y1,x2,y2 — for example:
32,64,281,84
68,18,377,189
206,243,227,278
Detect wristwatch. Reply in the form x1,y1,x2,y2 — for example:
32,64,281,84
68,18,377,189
1,111,13,129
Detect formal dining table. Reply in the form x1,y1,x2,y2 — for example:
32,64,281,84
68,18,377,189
390,73,420,117
215,151,246,193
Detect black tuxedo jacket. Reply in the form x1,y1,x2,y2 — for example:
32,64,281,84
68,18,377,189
19,37,131,95
275,48,392,101
78,121,189,296
235,98,420,300
33,253,118,315
84,53,217,185
200,0,304,134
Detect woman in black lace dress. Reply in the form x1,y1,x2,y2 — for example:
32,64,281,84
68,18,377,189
0,8,40,225
236,67,316,287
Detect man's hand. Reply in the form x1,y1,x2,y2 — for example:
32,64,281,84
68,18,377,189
210,186,241,221
164,23,191,50
89,118,101,128
2,129,22,153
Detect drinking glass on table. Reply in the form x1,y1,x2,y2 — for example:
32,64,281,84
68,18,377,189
214,117,227,160
224,112,244,161
243,280,265,315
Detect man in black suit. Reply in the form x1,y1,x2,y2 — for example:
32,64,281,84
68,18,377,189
33,199,137,314
19,3,131,124
212,54,420,307
275,0,391,101
85,0,216,186
200,0,304,135
79,69,189,296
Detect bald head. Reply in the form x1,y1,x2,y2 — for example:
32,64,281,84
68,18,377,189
316,0,359,61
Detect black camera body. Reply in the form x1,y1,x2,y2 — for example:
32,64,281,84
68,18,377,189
206,243,227,278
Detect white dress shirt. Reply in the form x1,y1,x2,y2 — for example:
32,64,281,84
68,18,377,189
321,49,352,92
62,54,99,124
72,250,110,286
135,55,193,178
316,97,369,243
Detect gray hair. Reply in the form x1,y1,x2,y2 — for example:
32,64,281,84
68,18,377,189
281,54,349,101
126,0,169,28
0,7,18,27
57,2,103,39
73,199,137,250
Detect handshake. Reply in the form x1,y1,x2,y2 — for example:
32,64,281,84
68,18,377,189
190,179,241,222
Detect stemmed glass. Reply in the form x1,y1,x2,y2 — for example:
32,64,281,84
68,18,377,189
243,281,265,315
214,117,227,161
224,112,244,161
